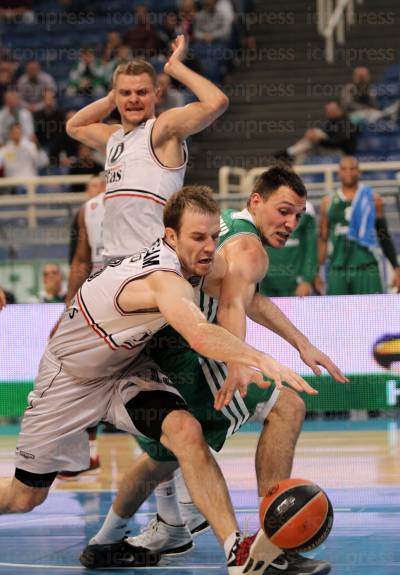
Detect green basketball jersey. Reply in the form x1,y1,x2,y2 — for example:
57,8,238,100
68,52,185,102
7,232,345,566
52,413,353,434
328,190,378,268
219,208,262,249
140,207,275,461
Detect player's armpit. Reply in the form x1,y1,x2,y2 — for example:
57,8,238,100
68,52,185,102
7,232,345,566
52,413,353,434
65,122,118,151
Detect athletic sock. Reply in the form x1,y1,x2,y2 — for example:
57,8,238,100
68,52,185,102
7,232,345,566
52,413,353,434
155,478,185,526
89,439,98,459
224,530,241,560
174,468,192,504
89,506,129,545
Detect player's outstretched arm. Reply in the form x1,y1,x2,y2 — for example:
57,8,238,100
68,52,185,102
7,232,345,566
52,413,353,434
247,292,349,383
66,91,120,151
153,35,229,142
146,272,317,398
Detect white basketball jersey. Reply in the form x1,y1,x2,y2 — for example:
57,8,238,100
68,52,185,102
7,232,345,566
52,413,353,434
48,239,183,379
84,192,105,272
103,119,188,259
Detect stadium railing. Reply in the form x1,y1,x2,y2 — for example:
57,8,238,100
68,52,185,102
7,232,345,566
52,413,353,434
218,162,400,216
0,162,400,228
0,175,91,228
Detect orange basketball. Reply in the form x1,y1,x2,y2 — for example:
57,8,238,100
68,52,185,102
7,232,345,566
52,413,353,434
259,478,333,551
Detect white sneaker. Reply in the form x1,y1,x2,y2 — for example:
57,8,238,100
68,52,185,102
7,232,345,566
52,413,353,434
179,501,210,535
126,514,193,556
227,530,331,575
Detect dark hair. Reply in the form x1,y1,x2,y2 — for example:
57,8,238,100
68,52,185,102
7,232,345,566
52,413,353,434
164,185,219,234
113,59,157,87
249,165,307,205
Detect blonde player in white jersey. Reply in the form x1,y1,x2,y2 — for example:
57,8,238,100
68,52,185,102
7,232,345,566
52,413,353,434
66,35,228,260
0,187,315,575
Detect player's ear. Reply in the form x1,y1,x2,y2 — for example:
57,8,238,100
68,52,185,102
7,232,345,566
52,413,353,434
164,226,178,247
248,192,261,210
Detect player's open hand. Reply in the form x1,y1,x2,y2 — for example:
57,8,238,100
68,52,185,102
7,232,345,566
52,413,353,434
257,353,318,396
214,364,268,410
298,343,349,383
164,35,187,74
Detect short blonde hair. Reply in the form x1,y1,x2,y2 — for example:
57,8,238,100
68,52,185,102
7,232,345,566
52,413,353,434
113,59,157,87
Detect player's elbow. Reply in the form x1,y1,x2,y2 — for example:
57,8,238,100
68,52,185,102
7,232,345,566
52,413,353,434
213,93,229,115
65,117,78,139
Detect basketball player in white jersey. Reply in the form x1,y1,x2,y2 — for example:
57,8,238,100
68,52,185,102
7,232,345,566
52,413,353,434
66,35,229,260
0,187,314,575
55,174,106,478
66,175,106,307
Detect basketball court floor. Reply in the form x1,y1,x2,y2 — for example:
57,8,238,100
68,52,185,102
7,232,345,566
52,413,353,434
0,418,399,575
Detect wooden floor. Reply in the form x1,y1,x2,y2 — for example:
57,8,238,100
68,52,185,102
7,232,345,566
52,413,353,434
0,419,400,574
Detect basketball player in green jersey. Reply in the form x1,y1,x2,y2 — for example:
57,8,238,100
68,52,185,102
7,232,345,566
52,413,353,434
318,156,400,295
260,201,318,297
86,167,346,575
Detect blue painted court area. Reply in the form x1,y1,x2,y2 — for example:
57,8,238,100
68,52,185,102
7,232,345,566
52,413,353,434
0,487,399,575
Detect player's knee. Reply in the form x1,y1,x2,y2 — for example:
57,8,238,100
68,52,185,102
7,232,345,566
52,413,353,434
8,490,48,513
270,388,306,424
162,410,203,453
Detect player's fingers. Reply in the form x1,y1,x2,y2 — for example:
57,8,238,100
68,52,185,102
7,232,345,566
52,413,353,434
214,390,225,410
272,373,282,390
311,363,322,376
239,381,248,397
252,371,270,389
323,360,349,383
214,380,236,410
283,370,318,395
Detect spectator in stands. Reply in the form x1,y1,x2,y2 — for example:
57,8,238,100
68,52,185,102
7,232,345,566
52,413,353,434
102,31,123,66
17,60,57,113
340,66,378,123
37,263,66,303
0,123,48,192
192,0,232,82
193,0,232,43
34,89,65,153
123,4,159,60
68,142,103,191
318,156,400,295
277,101,359,164
155,72,185,115
177,0,197,41
0,89,34,144
0,61,16,107
103,44,133,84
341,66,399,125
215,0,235,41
260,200,318,297
157,10,182,60
66,48,107,99
0,1,35,23
50,109,79,168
